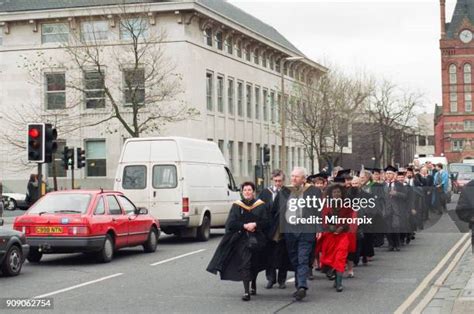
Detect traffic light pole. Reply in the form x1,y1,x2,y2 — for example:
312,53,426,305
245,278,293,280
37,163,43,197
71,167,74,190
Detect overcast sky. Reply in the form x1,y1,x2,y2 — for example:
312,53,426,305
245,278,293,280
229,0,459,113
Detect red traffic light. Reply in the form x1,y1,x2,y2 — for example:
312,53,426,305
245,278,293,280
29,128,40,138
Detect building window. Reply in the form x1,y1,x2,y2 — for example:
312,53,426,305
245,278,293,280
81,21,109,42
228,141,234,171
291,147,296,169
215,31,223,50
276,59,281,73
449,64,457,112
255,86,260,120
452,139,464,152
120,18,149,40
218,140,224,153
428,136,435,146
41,23,69,43
45,73,66,110
269,56,274,70
0,26,3,45
263,89,268,121
206,72,213,111
47,140,67,178
86,140,106,177
236,40,242,58
256,144,261,165
418,135,427,146
238,142,244,176
277,94,282,124
465,64,472,112
225,36,233,54
237,82,243,117
84,71,105,109
270,91,276,123
247,143,253,176
246,84,252,119
465,120,474,130
228,79,234,116
254,48,259,65
245,45,251,62
204,27,212,46
123,69,145,105
217,76,224,113
271,145,276,170
262,52,267,68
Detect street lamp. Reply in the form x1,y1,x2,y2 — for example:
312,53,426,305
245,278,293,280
280,56,304,174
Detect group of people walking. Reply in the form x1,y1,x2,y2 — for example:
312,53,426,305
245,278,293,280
207,162,451,302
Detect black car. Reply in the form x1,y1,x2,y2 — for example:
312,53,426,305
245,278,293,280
0,219,29,276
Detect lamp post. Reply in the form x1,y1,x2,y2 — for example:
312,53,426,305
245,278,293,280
280,56,304,174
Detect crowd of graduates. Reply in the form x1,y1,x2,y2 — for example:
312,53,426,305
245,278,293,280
207,161,451,302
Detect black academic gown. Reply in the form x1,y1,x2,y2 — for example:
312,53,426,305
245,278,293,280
206,199,269,282
385,182,410,233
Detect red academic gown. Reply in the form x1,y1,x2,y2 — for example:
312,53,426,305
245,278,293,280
318,205,357,273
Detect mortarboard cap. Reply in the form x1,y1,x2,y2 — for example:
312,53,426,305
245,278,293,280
384,165,397,173
336,169,351,177
332,177,346,184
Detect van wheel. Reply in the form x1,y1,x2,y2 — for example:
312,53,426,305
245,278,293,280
143,228,158,253
27,248,43,263
1,245,23,276
96,234,114,263
196,216,211,242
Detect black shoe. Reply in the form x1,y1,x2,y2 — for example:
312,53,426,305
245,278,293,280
335,272,344,292
388,247,394,252
326,269,336,280
308,268,314,280
250,289,256,296
294,288,306,301
265,281,275,289
395,247,400,252
242,293,251,301
362,256,368,265
278,283,286,289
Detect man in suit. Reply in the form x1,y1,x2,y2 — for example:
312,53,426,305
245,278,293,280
455,180,474,252
259,170,288,289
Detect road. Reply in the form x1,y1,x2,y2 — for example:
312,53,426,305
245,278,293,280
0,196,470,313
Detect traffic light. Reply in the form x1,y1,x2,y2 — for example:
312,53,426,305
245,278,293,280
76,148,86,169
44,124,58,163
27,123,44,162
62,146,74,170
263,146,271,164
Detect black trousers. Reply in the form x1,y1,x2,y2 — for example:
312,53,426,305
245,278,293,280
387,233,401,249
265,268,287,285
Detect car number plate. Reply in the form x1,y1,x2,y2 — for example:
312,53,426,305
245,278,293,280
35,226,63,234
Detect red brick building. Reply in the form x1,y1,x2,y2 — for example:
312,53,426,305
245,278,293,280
436,0,474,162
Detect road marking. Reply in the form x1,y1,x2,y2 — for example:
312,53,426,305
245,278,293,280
150,249,206,266
394,233,470,314
33,273,124,299
412,239,471,313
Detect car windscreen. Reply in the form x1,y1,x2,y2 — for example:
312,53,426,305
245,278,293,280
28,194,92,214
459,173,474,180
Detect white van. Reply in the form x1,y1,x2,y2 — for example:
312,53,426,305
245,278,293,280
114,137,241,241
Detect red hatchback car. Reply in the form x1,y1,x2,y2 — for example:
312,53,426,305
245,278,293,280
13,190,160,263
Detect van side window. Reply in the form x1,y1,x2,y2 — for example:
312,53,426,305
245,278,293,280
94,197,105,215
153,165,177,189
123,165,147,189
107,195,123,215
225,167,238,191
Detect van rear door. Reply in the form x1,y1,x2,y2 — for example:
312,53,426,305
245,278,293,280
150,164,183,222
120,164,150,210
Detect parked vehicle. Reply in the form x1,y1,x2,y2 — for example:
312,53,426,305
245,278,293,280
13,190,159,263
449,163,474,174
451,172,474,194
0,218,29,276
2,186,28,211
115,137,241,241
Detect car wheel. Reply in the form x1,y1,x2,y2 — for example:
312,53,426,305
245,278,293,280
196,216,211,242
6,199,16,211
143,227,158,253
96,234,114,263
1,245,23,276
27,248,43,263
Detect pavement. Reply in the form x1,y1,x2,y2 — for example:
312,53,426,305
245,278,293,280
0,200,471,313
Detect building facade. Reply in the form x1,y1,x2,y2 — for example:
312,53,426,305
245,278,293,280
437,0,474,162
0,0,326,191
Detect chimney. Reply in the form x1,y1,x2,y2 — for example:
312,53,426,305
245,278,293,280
440,0,447,39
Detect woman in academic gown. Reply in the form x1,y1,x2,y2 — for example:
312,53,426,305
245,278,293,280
206,181,269,301
319,184,356,292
